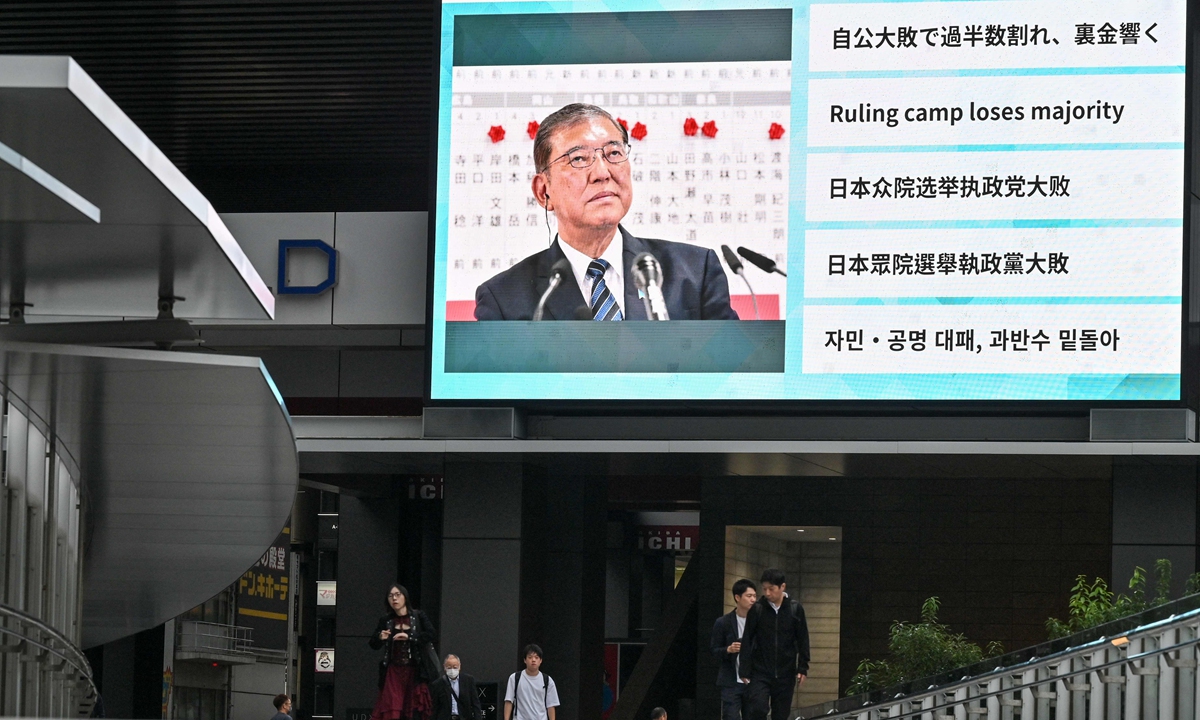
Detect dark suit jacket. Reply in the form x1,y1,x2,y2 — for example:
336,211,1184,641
430,673,483,720
710,610,746,688
473,225,738,321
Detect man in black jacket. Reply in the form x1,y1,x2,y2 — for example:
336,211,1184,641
738,568,811,720
710,579,758,720
430,654,484,720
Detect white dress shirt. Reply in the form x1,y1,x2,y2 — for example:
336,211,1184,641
449,676,459,715
735,613,747,676
556,232,624,315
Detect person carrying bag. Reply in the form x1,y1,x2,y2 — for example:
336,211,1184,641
369,584,438,720
503,645,560,720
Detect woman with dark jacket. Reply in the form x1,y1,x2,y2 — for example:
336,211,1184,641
369,584,436,720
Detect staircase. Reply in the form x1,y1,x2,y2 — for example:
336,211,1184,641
0,602,97,717
799,595,1200,720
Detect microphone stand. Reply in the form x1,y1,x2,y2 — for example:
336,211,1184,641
737,271,760,320
642,284,670,321
632,252,671,320
532,274,563,321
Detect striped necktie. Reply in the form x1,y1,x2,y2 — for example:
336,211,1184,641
586,259,623,321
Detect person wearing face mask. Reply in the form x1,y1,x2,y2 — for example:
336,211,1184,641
430,654,483,720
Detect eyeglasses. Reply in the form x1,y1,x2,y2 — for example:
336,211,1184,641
388,592,404,598
543,141,630,172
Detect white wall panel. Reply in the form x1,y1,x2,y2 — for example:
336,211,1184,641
332,211,427,326
220,212,336,325
218,211,428,328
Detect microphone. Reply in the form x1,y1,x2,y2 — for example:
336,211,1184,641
737,246,787,277
631,252,670,321
533,258,572,321
721,245,744,274
722,244,759,320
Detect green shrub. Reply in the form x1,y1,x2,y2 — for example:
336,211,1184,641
1046,559,1200,639
848,562,1200,697
846,597,1003,696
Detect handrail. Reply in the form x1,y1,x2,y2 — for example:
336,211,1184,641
0,601,97,717
176,619,256,659
803,600,1200,720
822,626,1200,720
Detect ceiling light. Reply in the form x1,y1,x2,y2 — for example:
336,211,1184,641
796,529,804,532
828,537,836,541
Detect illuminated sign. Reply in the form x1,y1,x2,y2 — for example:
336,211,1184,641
236,527,290,649
429,0,1188,401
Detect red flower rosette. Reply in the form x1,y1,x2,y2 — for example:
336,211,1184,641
630,122,648,141
487,125,506,143
701,120,718,138
768,122,786,140
526,121,539,139
617,117,629,131
682,117,699,136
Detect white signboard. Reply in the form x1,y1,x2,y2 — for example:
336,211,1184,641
315,648,335,673
316,581,337,606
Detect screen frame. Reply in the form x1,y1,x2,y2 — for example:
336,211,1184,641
424,0,1197,412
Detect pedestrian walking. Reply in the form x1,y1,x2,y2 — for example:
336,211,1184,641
738,569,810,720
503,645,560,720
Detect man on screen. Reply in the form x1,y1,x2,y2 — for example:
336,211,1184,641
474,103,738,321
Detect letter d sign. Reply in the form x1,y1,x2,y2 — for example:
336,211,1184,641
277,239,338,295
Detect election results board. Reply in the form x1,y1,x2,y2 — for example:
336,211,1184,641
429,0,1189,402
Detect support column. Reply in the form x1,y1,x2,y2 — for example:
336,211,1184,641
94,625,165,719
101,636,135,719
334,491,400,720
519,472,607,720
1112,458,1197,596
440,462,524,690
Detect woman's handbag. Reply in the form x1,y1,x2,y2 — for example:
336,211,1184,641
412,612,442,682
418,641,441,682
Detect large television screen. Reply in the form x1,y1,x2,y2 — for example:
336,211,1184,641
429,0,1189,401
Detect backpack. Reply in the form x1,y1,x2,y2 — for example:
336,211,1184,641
510,671,550,718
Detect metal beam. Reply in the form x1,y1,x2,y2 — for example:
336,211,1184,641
0,55,274,320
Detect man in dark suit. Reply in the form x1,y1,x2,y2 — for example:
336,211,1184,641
430,654,483,720
476,224,737,321
474,103,737,322
711,579,758,720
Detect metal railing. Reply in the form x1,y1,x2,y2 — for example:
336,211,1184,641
175,620,255,660
252,646,289,664
0,602,97,717
800,595,1200,720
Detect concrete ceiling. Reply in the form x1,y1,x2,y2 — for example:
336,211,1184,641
729,525,842,543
